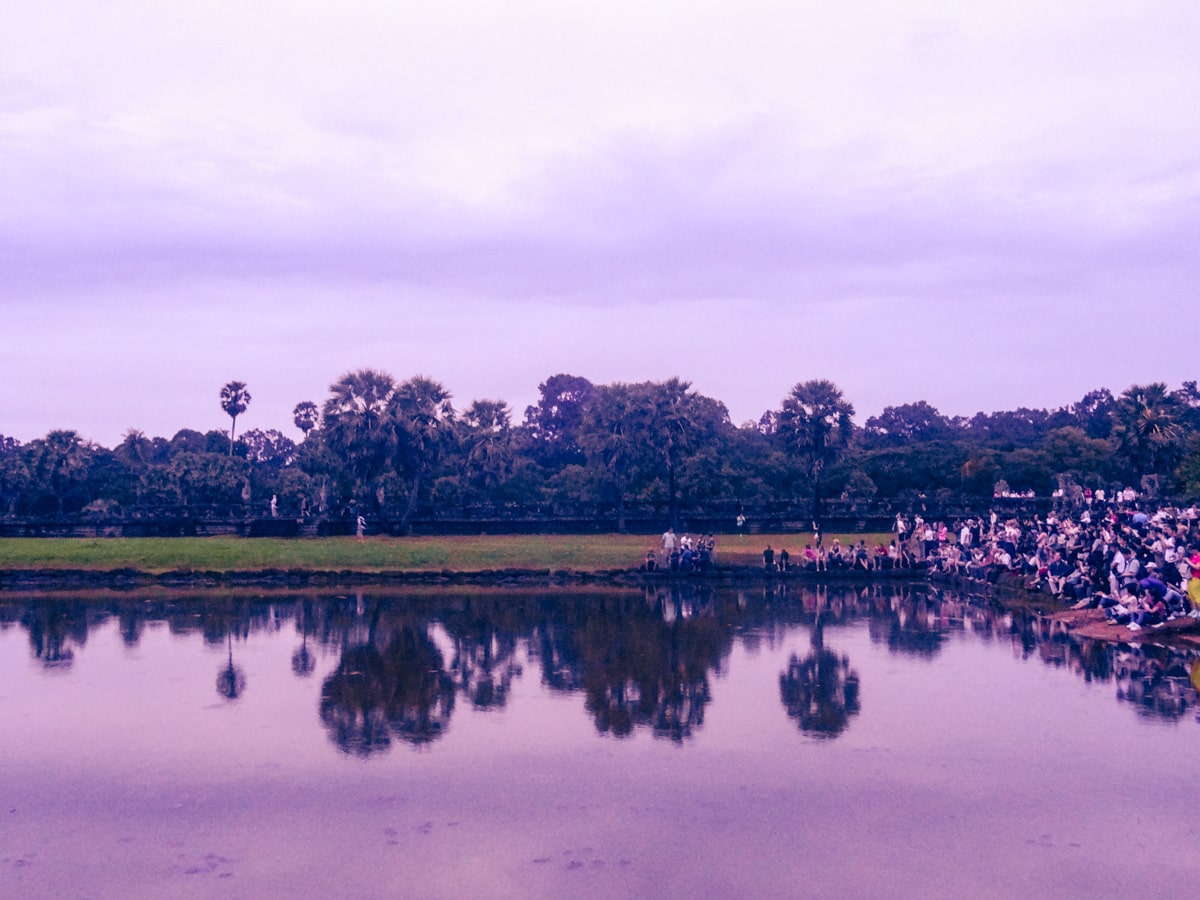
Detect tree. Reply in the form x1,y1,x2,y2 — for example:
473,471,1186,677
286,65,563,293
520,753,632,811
461,399,515,502
1111,383,1187,480
219,381,252,456
292,401,320,436
1070,388,1116,440
862,401,950,447
24,430,94,516
0,436,29,517
322,369,398,509
522,374,595,468
578,383,639,532
391,376,455,532
168,428,208,456
776,379,855,519
240,429,297,470
638,378,732,528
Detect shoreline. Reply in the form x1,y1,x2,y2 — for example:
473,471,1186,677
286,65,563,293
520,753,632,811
0,565,926,591
6,563,1198,649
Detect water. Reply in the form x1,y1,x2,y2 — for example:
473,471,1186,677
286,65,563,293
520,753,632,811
2,584,1198,898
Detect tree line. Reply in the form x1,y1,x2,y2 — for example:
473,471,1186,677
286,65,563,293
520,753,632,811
2,373,1199,527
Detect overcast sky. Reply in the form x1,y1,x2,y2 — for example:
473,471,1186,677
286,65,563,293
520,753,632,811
3,1,1198,447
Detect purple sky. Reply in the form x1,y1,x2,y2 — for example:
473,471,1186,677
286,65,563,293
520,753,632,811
3,1,1198,447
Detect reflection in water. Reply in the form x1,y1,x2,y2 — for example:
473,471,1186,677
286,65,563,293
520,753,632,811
216,632,247,700
318,609,456,756
442,598,524,710
780,615,860,739
292,599,317,677
4,583,1200,752
538,590,730,742
20,601,89,669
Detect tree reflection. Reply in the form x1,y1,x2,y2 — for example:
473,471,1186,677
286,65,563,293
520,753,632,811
441,597,525,710
780,616,860,739
319,613,455,756
215,632,247,700
540,594,730,743
291,599,317,677
5,586,1200,744
21,602,89,669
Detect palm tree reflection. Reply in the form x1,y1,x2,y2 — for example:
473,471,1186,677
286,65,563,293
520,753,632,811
215,631,247,700
541,593,730,743
291,599,317,677
319,614,455,756
21,602,89,669
780,616,860,739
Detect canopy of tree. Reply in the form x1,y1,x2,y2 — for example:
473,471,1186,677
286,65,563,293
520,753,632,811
3,376,1199,525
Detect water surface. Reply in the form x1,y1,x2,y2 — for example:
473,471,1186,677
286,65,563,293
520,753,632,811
2,584,1198,898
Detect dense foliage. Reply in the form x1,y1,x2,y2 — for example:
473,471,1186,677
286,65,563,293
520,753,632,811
3,375,1199,525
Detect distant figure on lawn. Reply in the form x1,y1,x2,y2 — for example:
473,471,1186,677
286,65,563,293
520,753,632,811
356,514,366,542
662,527,677,556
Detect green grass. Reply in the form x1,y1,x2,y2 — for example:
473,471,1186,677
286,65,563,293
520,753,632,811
0,533,891,573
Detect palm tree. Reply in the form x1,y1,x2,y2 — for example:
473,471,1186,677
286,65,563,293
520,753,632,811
391,376,454,533
777,379,855,520
219,381,252,456
462,399,514,501
322,369,397,510
292,401,320,437
640,378,731,529
25,430,93,516
1111,383,1187,480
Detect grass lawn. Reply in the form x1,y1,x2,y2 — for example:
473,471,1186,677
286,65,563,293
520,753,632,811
0,533,890,573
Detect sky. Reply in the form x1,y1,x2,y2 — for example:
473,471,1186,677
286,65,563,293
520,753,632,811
3,0,1198,447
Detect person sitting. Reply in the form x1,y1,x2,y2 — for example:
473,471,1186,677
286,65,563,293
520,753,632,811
1129,589,1168,631
1047,552,1072,596
1104,583,1141,625
778,547,790,572
854,540,870,570
874,543,889,570
827,540,844,570
803,544,817,571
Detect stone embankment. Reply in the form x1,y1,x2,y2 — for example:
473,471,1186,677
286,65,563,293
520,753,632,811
6,564,1196,648
0,565,924,592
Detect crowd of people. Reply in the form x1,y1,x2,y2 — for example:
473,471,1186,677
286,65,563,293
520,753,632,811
644,528,719,573
642,501,1200,636
910,501,1200,632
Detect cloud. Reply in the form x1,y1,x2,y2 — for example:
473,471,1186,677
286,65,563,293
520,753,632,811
2,1,1199,444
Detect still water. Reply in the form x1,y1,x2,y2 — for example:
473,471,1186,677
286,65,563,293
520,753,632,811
2,583,1198,899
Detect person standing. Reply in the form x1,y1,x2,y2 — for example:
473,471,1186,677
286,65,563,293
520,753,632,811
662,527,677,556
356,514,367,543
